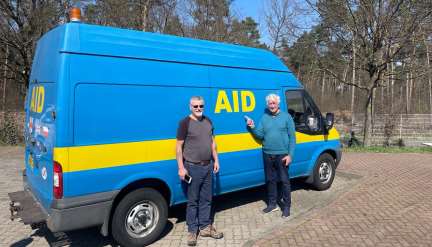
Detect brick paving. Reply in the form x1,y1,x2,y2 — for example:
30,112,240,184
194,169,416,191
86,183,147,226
2,147,431,247
251,152,432,247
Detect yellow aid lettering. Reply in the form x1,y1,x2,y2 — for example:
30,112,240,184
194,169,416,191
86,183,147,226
30,87,36,112
35,87,40,112
215,90,232,113
232,91,240,112
241,90,255,112
36,86,45,113
30,86,45,113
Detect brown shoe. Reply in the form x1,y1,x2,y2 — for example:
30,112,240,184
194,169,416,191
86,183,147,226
200,225,223,239
187,232,198,246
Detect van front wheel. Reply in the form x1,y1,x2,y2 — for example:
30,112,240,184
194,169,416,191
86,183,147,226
112,188,168,247
312,153,335,191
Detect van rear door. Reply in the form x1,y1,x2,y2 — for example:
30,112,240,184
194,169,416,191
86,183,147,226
24,81,56,210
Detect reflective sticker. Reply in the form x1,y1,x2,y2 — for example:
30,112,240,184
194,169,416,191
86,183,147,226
35,120,41,135
41,166,47,180
29,155,34,169
29,118,33,134
42,126,49,137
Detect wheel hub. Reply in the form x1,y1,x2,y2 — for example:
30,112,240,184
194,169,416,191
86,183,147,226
125,201,159,238
319,161,332,183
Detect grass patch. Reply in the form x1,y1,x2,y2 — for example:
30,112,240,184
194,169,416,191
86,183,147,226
343,146,432,153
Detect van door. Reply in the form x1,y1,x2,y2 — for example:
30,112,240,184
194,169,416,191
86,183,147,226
24,81,56,210
283,89,324,177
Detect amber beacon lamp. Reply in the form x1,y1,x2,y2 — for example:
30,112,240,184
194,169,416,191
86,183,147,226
69,7,81,22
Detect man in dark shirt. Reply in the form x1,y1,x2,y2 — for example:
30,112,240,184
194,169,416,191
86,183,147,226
176,96,223,246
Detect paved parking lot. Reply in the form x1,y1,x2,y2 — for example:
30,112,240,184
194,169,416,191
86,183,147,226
1,147,431,246
252,152,432,247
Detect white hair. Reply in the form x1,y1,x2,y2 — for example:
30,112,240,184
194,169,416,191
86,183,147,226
190,96,205,104
265,94,280,104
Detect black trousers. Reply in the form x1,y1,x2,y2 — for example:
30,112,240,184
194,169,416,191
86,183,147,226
263,152,291,209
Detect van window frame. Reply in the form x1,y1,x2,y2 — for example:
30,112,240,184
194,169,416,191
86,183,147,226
284,89,324,135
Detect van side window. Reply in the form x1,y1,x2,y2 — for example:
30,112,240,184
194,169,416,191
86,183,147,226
285,90,322,134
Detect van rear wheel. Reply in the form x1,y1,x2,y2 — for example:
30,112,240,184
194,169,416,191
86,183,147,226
312,153,335,191
112,188,168,247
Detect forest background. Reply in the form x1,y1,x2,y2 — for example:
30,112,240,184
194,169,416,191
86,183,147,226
1,0,431,146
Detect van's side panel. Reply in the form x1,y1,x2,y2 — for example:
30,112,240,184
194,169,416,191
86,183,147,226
62,54,211,203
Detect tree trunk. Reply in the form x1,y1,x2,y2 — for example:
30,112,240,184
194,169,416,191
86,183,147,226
351,38,356,127
351,85,355,126
371,88,376,135
142,0,151,31
321,71,326,106
363,89,373,146
406,42,417,114
297,64,301,80
2,44,8,112
425,36,432,124
381,86,384,113
390,60,394,113
406,72,410,114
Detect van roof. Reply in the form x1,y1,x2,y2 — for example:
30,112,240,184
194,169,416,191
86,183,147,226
42,23,289,72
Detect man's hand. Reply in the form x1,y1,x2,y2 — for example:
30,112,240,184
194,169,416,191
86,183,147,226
213,161,220,174
246,118,255,128
178,167,188,180
281,155,292,166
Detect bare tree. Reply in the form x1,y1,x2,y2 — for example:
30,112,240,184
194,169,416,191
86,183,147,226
264,0,300,52
310,0,432,146
0,0,70,91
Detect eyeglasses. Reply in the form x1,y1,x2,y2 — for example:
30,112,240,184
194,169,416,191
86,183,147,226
192,105,204,109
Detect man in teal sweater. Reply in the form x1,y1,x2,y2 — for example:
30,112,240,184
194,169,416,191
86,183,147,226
246,93,296,218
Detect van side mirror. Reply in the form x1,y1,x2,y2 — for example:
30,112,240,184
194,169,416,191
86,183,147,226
325,113,334,130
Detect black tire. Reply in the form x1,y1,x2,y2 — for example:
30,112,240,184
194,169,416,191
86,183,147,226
312,153,336,191
112,188,168,247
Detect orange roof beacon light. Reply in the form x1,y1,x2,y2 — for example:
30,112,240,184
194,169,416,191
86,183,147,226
70,7,81,22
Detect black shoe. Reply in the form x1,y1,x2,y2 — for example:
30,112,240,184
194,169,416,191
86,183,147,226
262,205,278,214
282,208,290,218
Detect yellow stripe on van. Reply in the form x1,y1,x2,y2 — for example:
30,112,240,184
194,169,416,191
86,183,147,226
54,128,339,173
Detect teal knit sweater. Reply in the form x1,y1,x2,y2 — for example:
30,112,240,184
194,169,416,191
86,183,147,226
249,110,296,156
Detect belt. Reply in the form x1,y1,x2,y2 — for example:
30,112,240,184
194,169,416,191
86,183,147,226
185,160,211,165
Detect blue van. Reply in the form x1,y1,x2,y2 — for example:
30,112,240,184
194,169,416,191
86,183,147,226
9,19,341,247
